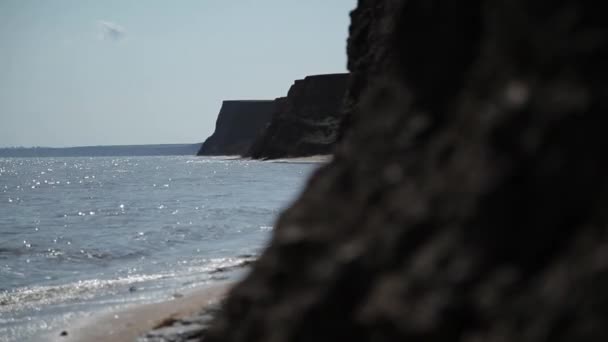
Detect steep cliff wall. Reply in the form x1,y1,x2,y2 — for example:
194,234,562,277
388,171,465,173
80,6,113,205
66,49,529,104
197,100,275,156
338,2,395,139
246,73,349,159
203,0,608,341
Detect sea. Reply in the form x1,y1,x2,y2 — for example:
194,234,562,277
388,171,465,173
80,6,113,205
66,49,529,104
0,156,317,342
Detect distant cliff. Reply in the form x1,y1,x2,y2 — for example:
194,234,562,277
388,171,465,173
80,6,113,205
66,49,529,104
197,100,275,156
246,73,349,159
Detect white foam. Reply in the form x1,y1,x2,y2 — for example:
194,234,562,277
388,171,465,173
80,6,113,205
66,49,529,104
0,273,170,314
0,256,254,315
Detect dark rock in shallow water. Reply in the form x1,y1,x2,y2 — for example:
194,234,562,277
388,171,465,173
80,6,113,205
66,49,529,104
246,73,350,159
200,0,608,341
197,100,275,156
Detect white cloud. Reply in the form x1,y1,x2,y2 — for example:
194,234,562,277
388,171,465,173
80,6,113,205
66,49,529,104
97,20,126,41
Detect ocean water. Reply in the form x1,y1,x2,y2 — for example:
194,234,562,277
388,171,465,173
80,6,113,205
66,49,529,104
0,156,317,342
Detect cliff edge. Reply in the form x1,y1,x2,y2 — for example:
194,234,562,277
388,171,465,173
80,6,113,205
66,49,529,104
203,0,608,341
246,73,349,159
197,100,275,156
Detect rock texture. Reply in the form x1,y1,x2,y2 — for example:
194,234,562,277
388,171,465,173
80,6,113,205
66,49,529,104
246,73,349,159
197,101,275,156
338,2,394,140
203,0,608,341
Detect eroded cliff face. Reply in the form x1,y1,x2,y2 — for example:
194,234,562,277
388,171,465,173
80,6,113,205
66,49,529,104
339,1,396,139
197,101,275,156
204,0,608,341
246,73,349,159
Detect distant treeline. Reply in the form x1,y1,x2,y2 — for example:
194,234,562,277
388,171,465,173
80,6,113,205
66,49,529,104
0,144,202,157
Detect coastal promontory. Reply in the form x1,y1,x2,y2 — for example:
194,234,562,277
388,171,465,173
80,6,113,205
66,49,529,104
246,73,349,159
196,100,275,156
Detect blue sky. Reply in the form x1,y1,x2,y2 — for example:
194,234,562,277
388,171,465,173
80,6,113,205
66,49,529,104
0,0,356,147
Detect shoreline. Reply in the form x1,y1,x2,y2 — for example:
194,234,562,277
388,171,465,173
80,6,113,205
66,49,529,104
265,155,332,164
201,154,331,163
216,154,331,164
48,282,232,342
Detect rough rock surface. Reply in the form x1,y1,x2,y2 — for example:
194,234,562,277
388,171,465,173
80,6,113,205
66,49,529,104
246,73,349,159
202,0,608,341
338,1,395,140
197,100,275,156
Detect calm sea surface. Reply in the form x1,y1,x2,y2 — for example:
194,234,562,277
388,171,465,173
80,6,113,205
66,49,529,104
0,156,316,342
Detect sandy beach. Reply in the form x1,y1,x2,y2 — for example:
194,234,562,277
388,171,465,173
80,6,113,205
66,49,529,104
48,283,231,342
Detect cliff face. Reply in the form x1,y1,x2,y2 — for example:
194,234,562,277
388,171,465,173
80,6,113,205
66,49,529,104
197,101,275,156
338,2,395,139
205,0,608,341
246,73,349,159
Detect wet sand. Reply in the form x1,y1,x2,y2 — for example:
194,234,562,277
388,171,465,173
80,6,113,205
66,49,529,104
48,283,231,342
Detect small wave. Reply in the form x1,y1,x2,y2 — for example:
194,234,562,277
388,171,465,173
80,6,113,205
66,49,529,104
200,256,256,274
0,273,169,313
268,155,331,164
0,255,256,314
3,245,147,264
185,156,242,164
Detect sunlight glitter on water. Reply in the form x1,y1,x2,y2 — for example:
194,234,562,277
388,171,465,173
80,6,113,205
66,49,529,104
0,156,318,341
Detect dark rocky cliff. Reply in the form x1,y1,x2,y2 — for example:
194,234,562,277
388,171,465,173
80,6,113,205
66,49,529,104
203,0,608,341
338,2,394,140
197,100,275,156
246,73,349,159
